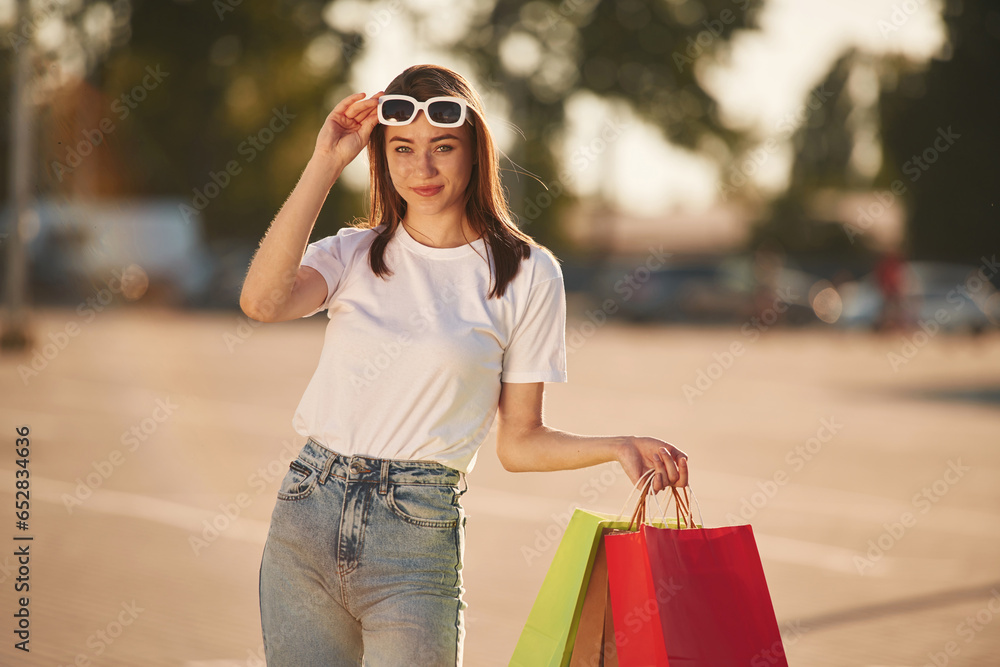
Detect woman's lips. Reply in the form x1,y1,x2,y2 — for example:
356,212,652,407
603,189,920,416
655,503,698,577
412,186,444,197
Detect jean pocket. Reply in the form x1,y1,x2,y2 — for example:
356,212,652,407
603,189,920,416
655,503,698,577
386,484,460,528
277,459,320,501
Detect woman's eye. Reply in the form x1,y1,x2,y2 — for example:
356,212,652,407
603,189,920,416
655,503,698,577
392,145,453,154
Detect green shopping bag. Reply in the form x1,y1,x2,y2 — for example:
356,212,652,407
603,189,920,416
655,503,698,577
510,500,680,666
509,508,619,667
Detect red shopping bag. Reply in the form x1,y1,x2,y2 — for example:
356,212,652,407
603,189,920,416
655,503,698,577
605,472,787,666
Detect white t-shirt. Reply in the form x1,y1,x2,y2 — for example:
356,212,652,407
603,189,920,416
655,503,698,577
290,222,568,474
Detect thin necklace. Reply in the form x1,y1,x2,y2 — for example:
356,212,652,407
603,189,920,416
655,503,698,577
402,221,480,248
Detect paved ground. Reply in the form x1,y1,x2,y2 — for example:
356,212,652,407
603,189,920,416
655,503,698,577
0,303,998,666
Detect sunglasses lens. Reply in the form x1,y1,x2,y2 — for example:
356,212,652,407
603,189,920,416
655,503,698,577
381,99,415,123
427,101,463,126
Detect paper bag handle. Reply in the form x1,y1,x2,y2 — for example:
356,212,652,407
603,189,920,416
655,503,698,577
614,469,698,532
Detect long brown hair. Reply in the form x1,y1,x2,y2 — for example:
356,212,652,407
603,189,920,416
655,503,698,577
359,64,551,299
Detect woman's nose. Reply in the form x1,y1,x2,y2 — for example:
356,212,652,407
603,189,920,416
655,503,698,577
416,151,437,178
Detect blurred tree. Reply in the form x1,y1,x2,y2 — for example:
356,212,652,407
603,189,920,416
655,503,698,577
92,0,365,241
0,0,135,209
392,0,765,253
3,0,767,252
878,0,1000,264
1,0,365,243
749,49,874,258
754,0,1000,264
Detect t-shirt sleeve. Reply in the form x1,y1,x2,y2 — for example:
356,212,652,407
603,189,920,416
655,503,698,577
502,273,569,383
298,231,349,318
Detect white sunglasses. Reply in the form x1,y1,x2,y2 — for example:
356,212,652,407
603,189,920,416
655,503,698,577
377,95,468,128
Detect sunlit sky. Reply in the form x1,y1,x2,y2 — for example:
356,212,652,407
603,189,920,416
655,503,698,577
2,0,946,220
330,0,947,217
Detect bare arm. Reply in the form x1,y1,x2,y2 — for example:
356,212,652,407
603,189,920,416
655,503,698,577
239,160,342,322
239,91,384,323
496,382,689,492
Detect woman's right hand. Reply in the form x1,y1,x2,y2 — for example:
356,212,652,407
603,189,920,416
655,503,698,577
312,91,384,172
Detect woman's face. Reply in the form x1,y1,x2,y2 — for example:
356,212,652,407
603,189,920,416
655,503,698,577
384,110,474,221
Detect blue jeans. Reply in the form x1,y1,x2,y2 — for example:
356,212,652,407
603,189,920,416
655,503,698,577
259,438,469,666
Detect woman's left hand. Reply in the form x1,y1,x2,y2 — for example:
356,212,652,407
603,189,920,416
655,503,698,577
616,436,689,493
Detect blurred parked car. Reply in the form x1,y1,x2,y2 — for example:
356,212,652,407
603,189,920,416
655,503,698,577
590,254,822,325
0,197,220,307
838,261,999,334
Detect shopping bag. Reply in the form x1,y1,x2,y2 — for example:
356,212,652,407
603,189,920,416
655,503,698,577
509,507,617,667
602,471,672,666
568,526,618,667
605,475,788,666
643,521,786,665
510,470,686,667
511,501,677,666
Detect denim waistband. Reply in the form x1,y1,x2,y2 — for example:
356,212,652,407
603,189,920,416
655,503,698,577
300,438,467,493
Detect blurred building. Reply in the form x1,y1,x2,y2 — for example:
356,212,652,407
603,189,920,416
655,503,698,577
564,199,755,256
807,188,906,252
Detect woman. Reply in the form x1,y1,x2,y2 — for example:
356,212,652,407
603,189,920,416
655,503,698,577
241,64,689,666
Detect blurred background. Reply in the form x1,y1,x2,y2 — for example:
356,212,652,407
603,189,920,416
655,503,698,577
0,0,998,665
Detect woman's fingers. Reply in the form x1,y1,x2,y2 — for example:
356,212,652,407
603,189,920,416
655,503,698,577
344,98,376,120
353,101,380,125
622,437,690,492
652,451,668,493
325,92,375,133
649,443,690,492
330,92,367,120
676,455,689,488
658,448,680,488
344,91,384,121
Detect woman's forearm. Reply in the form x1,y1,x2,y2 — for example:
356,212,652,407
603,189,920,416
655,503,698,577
239,156,344,318
498,426,629,473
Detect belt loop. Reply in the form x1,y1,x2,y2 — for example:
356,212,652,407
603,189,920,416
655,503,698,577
379,460,390,495
459,472,467,493
321,452,336,485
